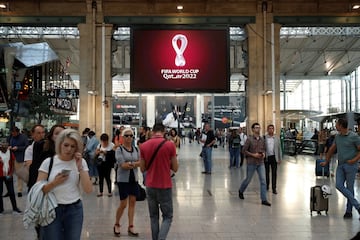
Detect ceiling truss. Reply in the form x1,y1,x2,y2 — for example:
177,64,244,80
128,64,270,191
2,26,360,93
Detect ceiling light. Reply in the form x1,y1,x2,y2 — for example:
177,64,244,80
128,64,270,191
177,5,183,10
353,4,360,9
0,3,6,9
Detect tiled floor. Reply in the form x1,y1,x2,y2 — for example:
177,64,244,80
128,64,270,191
1,141,360,239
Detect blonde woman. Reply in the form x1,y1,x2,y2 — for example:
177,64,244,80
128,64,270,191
37,129,92,240
113,128,140,237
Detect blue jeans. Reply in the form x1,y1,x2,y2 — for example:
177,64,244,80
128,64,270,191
336,163,360,212
229,147,240,167
146,187,173,240
40,200,83,240
239,163,268,201
202,146,213,173
88,157,98,178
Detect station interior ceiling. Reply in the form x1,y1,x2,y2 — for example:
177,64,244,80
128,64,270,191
1,26,360,96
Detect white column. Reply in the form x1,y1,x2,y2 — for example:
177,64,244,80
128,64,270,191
196,94,203,128
147,95,155,128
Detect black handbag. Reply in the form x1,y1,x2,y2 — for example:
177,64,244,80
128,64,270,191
96,155,104,166
136,183,146,201
106,150,116,167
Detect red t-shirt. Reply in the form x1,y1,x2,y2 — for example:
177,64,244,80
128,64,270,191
114,135,124,146
140,134,176,188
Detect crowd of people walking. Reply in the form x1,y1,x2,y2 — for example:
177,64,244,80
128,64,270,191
2,119,360,239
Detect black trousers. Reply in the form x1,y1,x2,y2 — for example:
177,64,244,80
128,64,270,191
240,145,245,166
264,155,277,191
0,176,18,211
97,163,112,194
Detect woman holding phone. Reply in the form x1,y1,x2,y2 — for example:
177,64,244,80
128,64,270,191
113,128,140,237
95,133,116,197
36,129,93,240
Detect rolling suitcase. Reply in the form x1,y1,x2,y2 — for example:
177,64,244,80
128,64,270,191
315,159,330,177
310,167,329,215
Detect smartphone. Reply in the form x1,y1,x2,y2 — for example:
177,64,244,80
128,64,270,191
61,169,71,176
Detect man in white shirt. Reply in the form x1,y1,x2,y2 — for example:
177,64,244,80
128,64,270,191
24,125,45,168
239,127,247,167
264,124,282,194
24,124,45,191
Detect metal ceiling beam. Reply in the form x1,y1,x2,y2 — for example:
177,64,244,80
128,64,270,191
281,75,346,80
0,16,85,26
301,37,334,75
274,16,360,26
105,16,255,26
343,58,360,75
327,38,359,73
281,38,308,74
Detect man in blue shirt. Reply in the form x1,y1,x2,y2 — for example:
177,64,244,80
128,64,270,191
8,126,29,197
322,118,360,219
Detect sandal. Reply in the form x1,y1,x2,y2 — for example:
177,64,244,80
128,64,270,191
128,225,139,237
113,223,120,236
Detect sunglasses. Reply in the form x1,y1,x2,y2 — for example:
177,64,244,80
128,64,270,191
124,134,133,138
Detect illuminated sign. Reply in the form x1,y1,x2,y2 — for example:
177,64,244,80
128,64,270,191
131,28,229,93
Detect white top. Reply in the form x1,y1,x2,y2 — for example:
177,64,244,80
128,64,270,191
98,142,115,160
240,133,247,146
265,135,275,156
200,134,207,146
24,142,34,162
39,155,89,204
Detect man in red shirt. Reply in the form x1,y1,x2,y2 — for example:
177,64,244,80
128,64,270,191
140,123,178,240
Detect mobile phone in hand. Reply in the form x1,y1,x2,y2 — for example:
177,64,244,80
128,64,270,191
61,169,71,176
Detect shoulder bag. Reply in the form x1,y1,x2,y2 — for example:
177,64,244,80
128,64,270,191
146,139,167,170
16,164,29,183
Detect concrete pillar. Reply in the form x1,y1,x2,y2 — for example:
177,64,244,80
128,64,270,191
4,47,16,96
146,95,155,128
245,8,281,135
78,0,113,136
196,94,203,128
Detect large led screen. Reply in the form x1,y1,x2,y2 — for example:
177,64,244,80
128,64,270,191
131,28,230,93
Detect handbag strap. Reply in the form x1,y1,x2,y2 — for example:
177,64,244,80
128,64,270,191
146,139,167,170
47,156,54,181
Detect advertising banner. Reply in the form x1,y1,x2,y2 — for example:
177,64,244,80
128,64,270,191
131,29,229,92
204,94,246,128
112,97,146,126
155,96,195,129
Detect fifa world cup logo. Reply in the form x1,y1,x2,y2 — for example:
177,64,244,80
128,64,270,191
172,34,188,67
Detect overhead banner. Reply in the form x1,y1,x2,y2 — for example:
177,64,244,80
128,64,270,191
131,28,230,93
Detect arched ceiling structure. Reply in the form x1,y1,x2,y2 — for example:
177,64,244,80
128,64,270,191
1,0,360,93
